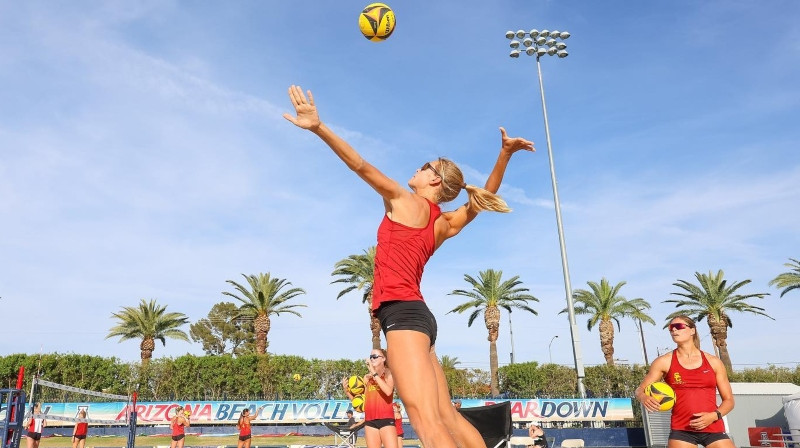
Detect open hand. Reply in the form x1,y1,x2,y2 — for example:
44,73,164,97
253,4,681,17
283,85,320,131
499,127,535,155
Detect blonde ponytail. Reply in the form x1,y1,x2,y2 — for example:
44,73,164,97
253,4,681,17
464,184,511,213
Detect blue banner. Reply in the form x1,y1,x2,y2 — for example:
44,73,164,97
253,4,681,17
39,397,633,425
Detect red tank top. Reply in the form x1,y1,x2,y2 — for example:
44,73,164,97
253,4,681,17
28,417,44,433
74,422,88,436
239,418,251,436
171,419,185,436
665,350,725,432
372,200,441,311
364,374,394,421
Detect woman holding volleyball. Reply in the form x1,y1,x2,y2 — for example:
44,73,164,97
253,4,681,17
284,84,534,448
635,315,735,448
169,407,189,448
343,348,398,448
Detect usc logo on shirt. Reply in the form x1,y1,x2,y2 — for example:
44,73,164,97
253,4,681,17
672,372,683,385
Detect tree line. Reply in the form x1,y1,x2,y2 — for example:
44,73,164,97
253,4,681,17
1,353,797,403
101,253,799,397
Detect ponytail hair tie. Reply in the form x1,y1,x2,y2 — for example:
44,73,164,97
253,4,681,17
461,183,467,189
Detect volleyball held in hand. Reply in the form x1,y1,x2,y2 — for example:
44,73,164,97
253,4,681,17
351,395,365,413
359,3,395,42
348,375,365,395
646,381,676,411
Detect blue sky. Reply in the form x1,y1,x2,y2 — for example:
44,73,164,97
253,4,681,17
1,1,799,373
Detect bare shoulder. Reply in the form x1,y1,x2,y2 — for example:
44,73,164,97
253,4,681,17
651,352,673,373
704,351,726,371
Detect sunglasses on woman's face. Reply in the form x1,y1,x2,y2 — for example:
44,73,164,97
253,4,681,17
421,162,442,178
369,354,384,360
669,322,690,331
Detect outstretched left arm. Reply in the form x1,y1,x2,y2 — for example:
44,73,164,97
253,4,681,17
440,127,534,240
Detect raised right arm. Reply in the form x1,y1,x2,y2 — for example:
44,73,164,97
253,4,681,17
283,85,407,203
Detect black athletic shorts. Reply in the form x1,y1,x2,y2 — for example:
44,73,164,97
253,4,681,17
239,435,251,441
27,432,41,441
365,418,396,430
669,430,730,446
377,300,437,346
74,435,87,440
172,434,185,441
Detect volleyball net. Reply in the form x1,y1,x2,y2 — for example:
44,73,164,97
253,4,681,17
26,377,135,426
27,377,135,426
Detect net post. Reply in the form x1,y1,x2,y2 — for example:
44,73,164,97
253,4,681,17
126,392,137,448
2,388,26,448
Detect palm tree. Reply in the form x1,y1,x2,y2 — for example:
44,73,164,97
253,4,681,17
664,269,772,372
331,247,381,349
223,273,307,355
448,269,539,396
769,258,800,298
106,299,189,365
439,355,461,370
561,278,654,366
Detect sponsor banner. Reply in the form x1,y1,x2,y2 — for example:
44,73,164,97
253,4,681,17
38,398,632,425
467,398,634,422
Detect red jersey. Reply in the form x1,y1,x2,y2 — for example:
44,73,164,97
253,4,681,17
74,422,88,437
28,417,44,433
395,417,403,436
171,419,185,437
665,350,725,433
372,200,441,311
364,374,394,421
239,418,251,437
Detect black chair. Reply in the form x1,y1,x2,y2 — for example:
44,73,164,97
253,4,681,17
458,401,513,448
324,421,366,448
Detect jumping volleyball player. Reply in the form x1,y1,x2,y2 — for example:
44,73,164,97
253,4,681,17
284,85,534,448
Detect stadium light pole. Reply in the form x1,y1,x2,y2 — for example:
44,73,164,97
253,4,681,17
505,28,587,398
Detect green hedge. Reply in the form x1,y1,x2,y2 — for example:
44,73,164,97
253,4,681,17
2,353,797,402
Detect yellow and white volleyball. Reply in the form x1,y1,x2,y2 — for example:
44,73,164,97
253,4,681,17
293,373,301,382
347,375,365,395
351,395,365,413
358,3,396,42
645,381,676,411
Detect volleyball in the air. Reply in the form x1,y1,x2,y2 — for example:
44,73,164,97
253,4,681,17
645,381,676,411
293,373,301,382
359,3,395,42
348,375,365,395
351,395,365,413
